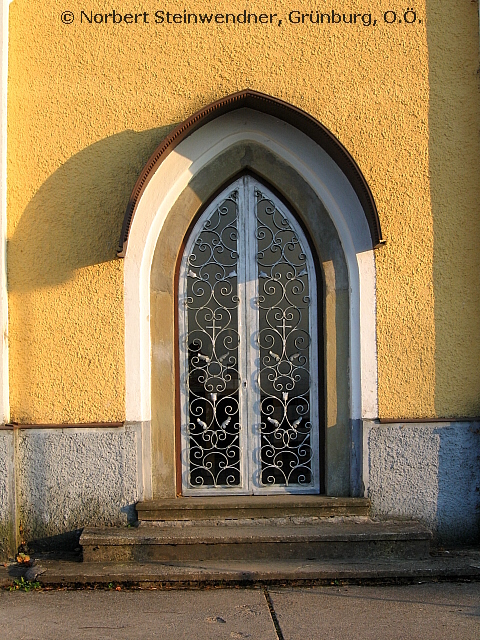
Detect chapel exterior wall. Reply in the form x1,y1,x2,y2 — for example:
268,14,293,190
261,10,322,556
0,1,479,554
5,0,480,424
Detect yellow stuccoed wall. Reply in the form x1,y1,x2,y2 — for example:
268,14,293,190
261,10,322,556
6,1,480,422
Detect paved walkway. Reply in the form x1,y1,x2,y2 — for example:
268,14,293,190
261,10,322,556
1,582,479,639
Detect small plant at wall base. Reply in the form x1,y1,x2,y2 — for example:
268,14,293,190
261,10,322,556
9,577,41,592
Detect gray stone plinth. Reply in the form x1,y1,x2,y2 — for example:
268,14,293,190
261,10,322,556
364,420,480,544
3,548,480,590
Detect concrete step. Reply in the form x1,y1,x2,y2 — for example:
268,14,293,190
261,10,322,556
136,495,371,522
8,552,480,589
80,519,432,563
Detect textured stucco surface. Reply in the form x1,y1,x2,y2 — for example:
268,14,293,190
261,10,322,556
16,428,139,541
426,2,480,418
366,421,480,544
5,0,479,423
0,431,14,558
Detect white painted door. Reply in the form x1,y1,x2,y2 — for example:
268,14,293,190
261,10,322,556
179,176,319,495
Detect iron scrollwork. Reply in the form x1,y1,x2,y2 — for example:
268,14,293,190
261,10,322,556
185,190,241,487
255,188,314,487
181,179,318,493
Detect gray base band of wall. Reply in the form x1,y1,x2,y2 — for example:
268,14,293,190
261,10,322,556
0,422,151,558
2,419,479,558
363,420,480,544
0,430,15,559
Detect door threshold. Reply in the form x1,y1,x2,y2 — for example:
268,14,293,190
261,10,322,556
136,495,371,521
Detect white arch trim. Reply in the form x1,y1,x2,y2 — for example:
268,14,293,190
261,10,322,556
124,109,378,424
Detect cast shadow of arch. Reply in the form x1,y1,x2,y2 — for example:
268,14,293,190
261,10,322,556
8,126,174,292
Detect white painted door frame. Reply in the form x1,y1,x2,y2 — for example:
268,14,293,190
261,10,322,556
124,110,378,426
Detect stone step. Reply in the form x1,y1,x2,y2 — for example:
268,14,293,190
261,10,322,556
16,552,480,589
80,519,431,563
136,495,371,522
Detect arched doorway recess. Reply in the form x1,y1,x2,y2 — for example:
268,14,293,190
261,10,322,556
121,91,380,500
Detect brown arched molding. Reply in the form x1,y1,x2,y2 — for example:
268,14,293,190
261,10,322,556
118,90,384,256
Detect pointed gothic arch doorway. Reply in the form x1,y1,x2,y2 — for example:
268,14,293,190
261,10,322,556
122,91,380,500
178,175,322,495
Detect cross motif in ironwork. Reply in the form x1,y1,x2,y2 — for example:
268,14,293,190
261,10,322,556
206,315,222,341
276,315,292,340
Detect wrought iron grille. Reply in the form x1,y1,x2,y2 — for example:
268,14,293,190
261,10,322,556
185,190,241,487
255,188,314,487
179,176,319,494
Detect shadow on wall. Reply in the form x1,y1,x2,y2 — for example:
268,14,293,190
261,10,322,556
435,423,480,545
367,421,480,545
427,1,480,418
7,126,177,423
8,126,173,292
